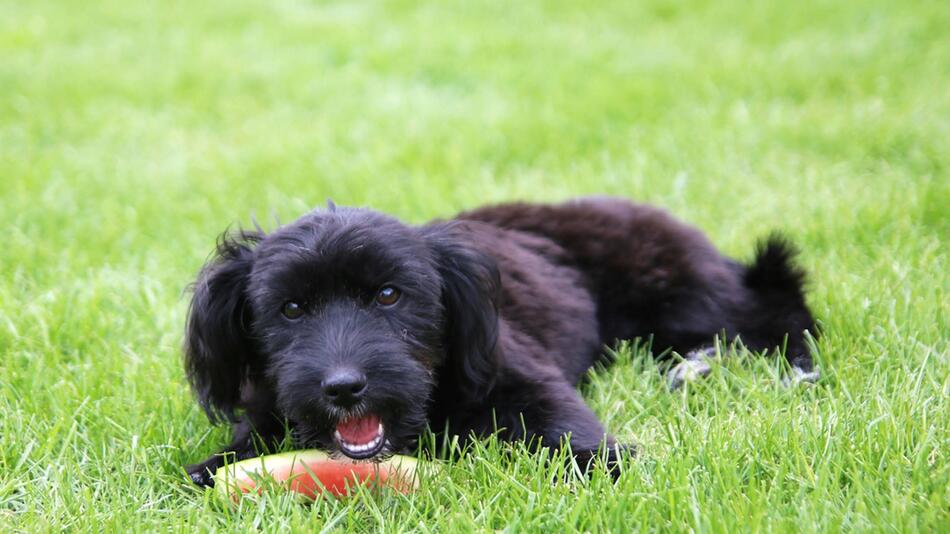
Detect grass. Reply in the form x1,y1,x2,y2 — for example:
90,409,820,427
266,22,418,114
1,0,948,531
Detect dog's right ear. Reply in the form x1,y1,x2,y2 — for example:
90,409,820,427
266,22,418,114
184,229,263,423
424,224,502,404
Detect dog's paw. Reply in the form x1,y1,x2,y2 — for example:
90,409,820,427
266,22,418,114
186,464,216,488
782,366,821,387
572,444,636,481
667,349,715,390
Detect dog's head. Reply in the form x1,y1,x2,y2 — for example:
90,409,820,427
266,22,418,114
184,205,500,459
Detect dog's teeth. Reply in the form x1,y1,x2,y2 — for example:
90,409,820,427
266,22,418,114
336,421,386,456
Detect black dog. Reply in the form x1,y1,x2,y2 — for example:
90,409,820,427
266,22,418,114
183,197,818,486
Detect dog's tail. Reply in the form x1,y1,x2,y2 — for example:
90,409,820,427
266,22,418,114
741,233,818,373
743,233,807,295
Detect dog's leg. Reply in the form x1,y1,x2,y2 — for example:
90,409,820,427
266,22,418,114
480,379,632,479
666,344,820,389
666,346,716,390
185,415,284,487
785,332,821,385
784,365,821,385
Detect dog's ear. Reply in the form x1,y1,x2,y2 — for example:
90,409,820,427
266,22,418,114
425,225,502,403
184,229,263,423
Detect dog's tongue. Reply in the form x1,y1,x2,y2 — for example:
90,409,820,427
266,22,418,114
336,414,381,445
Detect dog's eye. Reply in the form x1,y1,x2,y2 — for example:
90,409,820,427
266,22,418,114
282,301,304,319
375,286,401,306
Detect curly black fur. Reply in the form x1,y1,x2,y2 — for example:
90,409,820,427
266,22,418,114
183,198,818,486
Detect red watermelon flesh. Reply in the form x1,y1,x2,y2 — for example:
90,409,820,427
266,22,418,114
213,450,420,501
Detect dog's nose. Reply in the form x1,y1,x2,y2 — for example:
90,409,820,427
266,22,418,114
321,369,368,407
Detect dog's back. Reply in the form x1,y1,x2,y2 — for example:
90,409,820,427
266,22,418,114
457,197,817,373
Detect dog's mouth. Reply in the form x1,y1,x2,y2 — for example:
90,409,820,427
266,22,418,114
333,413,386,459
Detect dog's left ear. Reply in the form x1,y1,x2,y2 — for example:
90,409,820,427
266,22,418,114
184,229,264,423
424,224,502,403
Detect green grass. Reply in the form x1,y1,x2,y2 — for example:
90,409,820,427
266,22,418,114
2,0,948,531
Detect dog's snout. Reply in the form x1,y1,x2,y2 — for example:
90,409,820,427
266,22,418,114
321,369,368,407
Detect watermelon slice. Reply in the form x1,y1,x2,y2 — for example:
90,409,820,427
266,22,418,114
213,450,420,501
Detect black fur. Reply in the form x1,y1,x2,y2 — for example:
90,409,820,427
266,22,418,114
183,198,818,486
185,229,263,423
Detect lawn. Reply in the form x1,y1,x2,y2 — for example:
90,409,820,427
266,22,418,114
1,0,948,531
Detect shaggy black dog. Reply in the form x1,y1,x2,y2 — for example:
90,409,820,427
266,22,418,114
184,197,818,486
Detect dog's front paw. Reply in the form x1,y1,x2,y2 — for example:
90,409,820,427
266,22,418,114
186,463,216,488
